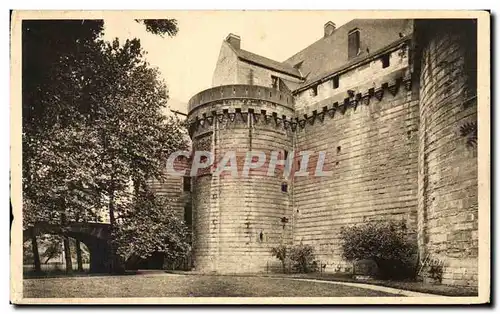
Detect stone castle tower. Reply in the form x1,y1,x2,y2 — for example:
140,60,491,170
181,19,478,286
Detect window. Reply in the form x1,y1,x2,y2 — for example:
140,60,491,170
184,204,192,225
310,85,318,97
271,76,279,90
183,176,191,192
281,182,288,193
284,150,289,160
248,69,254,85
348,29,361,60
332,75,340,89
381,53,390,68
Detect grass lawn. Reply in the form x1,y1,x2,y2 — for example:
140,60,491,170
23,273,400,298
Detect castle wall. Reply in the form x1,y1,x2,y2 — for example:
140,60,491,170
292,68,419,272
417,20,478,286
189,85,295,273
294,42,410,112
188,20,479,285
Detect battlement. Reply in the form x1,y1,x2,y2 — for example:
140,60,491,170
188,84,294,114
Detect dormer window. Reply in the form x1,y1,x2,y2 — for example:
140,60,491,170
332,75,340,89
381,53,390,68
348,29,361,60
310,85,318,97
271,75,279,90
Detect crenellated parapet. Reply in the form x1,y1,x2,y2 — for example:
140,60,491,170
187,67,413,137
187,85,295,138
188,84,294,113
293,68,412,130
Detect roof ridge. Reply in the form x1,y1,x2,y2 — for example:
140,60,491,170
234,47,303,79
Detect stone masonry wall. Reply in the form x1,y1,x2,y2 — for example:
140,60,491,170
189,85,295,273
417,20,478,286
293,68,419,273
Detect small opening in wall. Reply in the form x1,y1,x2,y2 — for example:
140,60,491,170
336,161,340,166
333,75,340,89
281,182,288,193
381,53,390,68
284,150,289,160
296,209,299,213
235,108,241,113
259,231,264,241
337,146,341,153
184,204,192,226
223,109,229,114
183,176,191,192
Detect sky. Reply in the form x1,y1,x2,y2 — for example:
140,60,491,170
102,11,350,114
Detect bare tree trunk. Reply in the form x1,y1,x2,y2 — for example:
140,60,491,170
76,240,84,272
63,236,73,273
30,230,41,273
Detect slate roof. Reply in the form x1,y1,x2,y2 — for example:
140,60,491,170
234,48,303,79
283,19,414,89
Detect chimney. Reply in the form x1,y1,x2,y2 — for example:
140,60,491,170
226,33,241,50
324,21,336,37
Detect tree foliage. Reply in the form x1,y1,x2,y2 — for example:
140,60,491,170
289,243,316,273
135,19,179,37
270,244,288,273
22,19,189,272
113,191,190,262
339,221,417,279
22,20,106,227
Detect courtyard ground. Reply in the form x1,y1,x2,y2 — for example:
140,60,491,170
23,273,401,298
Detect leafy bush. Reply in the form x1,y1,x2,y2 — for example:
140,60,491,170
424,257,445,283
339,221,417,279
270,244,288,273
289,243,316,273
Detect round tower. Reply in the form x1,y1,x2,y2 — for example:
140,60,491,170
417,20,478,286
187,85,295,273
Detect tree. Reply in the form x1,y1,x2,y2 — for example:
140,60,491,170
75,240,84,272
22,20,107,240
39,234,62,264
22,19,188,274
135,19,179,37
112,190,190,266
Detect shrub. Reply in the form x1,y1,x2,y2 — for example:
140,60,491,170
339,220,417,279
289,243,316,273
425,257,445,283
270,244,288,273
